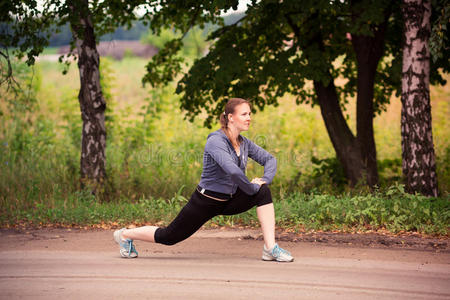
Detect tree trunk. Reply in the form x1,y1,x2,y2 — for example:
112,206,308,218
349,0,392,187
351,25,388,187
313,80,365,186
351,37,380,187
290,9,383,188
69,0,107,193
401,0,438,196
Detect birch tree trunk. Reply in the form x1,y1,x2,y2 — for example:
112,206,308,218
401,0,438,196
69,0,107,193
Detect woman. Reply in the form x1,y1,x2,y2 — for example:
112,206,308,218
114,98,293,262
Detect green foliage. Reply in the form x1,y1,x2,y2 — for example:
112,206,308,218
2,0,234,75
1,184,448,235
142,26,210,87
430,0,450,63
432,87,450,194
143,38,184,86
1,0,158,79
279,184,449,234
182,28,209,58
1,57,448,233
1,1,54,66
378,158,402,187
310,156,347,191
141,1,449,129
0,58,40,116
99,57,117,140
142,28,180,50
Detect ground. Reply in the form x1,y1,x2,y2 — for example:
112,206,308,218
1,228,449,299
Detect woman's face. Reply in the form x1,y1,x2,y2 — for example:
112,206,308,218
229,103,251,132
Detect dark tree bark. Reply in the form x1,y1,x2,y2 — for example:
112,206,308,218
351,14,389,187
313,80,366,186
401,0,438,196
69,0,107,193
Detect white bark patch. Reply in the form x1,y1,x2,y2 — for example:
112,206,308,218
85,46,95,59
96,114,106,131
93,100,102,109
410,76,420,91
94,165,100,177
86,136,95,155
84,122,91,134
90,90,97,102
97,113,105,123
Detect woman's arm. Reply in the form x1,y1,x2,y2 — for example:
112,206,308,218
247,139,277,185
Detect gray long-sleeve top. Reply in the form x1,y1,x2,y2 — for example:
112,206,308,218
198,129,277,195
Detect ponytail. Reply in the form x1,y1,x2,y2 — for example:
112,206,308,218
219,111,228,131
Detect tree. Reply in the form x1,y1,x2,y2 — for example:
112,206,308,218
1,0,147,193
144,0,397,187
401,0,438,196
144,0,449,188
68,0,107,192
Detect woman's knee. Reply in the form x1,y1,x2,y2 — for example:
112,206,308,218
154,227,181,246
255,184,272,206
257,184,271,197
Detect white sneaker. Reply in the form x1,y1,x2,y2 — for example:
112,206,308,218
262,243,294,262
113,228,138,258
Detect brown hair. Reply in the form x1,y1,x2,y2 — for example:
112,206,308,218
219,98,251,148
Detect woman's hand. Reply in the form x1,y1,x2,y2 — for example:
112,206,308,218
251,177,266,186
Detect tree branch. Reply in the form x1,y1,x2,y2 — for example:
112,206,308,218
0,49,13,85
208,15,247,39
181,7,202,39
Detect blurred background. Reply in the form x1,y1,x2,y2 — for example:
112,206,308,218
1,1,448,232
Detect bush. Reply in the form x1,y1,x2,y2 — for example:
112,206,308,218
276,184,449,234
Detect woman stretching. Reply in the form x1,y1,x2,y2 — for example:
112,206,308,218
114,98,293,262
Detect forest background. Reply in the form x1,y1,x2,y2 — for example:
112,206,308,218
1,13,448,235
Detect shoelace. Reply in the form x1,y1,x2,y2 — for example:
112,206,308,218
272,244,291,258
126,239,138,257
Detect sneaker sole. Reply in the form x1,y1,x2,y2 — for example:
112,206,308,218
262,253,276,261
262,252,294,262
262,258,294,262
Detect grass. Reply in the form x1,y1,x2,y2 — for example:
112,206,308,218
0,54,449,234
1,185,448,235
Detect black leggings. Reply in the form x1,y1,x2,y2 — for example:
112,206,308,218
154,185,273,245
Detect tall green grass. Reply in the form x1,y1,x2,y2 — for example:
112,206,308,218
0,56,449,233
1,184,448,235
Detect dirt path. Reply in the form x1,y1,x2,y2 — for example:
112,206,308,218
1,228,449,299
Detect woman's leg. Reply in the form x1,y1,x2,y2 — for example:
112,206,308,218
257,203,276,250
121,226,158,243
222,185,275,249
121,190,222,246
118,203,275,248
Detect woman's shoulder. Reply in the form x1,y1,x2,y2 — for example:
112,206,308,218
205,129,228,147
207,129,226,141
